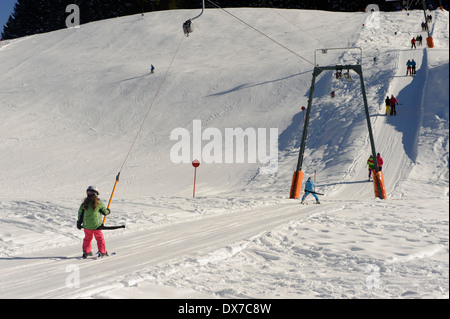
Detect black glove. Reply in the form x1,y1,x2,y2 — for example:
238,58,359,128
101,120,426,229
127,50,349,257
77,220,82,230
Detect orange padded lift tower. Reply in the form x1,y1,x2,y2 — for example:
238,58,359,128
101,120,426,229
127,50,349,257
372,170,387,199
290,170,304,199
426,36,435,48
290,49,386,200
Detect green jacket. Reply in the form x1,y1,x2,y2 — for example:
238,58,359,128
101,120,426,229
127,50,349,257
367,156,375,169
78,200,110,230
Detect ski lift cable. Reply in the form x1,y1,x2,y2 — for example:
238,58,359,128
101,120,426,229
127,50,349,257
257,2,370,66
204,0,316,68
253,0,329,48
190,0,205,21
268,8,328,47
102,34,185,225
102,36,184,225
118,35,185,174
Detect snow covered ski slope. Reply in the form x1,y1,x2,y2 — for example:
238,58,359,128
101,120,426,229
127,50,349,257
0,8,448,299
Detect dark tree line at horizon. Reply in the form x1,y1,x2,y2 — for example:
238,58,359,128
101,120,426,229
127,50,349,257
1,0,438,40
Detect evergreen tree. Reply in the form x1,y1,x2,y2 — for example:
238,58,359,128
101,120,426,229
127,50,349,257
2,0,77,39
2,0,43,39
1,0,423,40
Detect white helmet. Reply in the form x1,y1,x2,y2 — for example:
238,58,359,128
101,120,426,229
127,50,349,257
86,185,99,195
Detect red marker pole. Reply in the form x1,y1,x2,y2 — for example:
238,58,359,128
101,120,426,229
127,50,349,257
301,106,305,122
192,159,200,198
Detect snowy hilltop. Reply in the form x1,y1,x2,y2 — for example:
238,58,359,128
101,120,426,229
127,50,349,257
0,8,448,299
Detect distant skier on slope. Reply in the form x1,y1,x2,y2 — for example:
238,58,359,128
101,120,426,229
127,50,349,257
376,153,384,171
390,95,399,115
421,21,426,31
385,96,391,115
411,37,417,49
416,35,423,46
406,60,412,76
367,155,375,181
77,186,110,258
301,177,320,204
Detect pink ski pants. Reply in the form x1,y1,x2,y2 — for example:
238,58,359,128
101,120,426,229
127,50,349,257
83,229,106,254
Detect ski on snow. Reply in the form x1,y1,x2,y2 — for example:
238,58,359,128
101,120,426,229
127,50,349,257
82,252,116,260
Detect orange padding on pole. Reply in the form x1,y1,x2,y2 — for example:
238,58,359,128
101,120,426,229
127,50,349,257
372,170,387,199
290,170,304,199
426,36,434,48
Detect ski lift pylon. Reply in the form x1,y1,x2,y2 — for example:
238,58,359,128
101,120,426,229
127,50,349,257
183,0,205,36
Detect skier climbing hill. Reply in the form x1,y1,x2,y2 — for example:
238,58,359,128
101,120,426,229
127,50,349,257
77,186,110,258
301,177,320,204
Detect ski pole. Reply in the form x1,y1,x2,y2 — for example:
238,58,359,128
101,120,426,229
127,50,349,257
305,190,324,196
103,172,120,226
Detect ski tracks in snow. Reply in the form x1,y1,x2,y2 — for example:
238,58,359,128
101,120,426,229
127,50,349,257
0,201,326,298
329,10,431,200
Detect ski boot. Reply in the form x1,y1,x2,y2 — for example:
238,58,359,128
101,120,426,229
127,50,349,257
82,251,93,259
315,201,321,204
96,251,109,258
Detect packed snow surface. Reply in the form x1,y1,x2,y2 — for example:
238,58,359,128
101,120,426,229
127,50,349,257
0,8,448,299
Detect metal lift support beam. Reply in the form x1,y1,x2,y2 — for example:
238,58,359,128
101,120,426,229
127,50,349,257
292,64,384,199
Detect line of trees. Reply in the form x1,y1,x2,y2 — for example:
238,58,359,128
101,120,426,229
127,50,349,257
1,0,426,40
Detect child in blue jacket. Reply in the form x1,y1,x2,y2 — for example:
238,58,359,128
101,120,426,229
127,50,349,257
301,177,320,204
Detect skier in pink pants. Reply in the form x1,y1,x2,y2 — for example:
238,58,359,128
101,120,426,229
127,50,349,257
77,186,110,258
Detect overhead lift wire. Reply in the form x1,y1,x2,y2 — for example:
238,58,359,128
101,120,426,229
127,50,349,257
257,0,329,48
206,2,373,67
102,34,185,226
118,35,185,174
205,0,317,68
